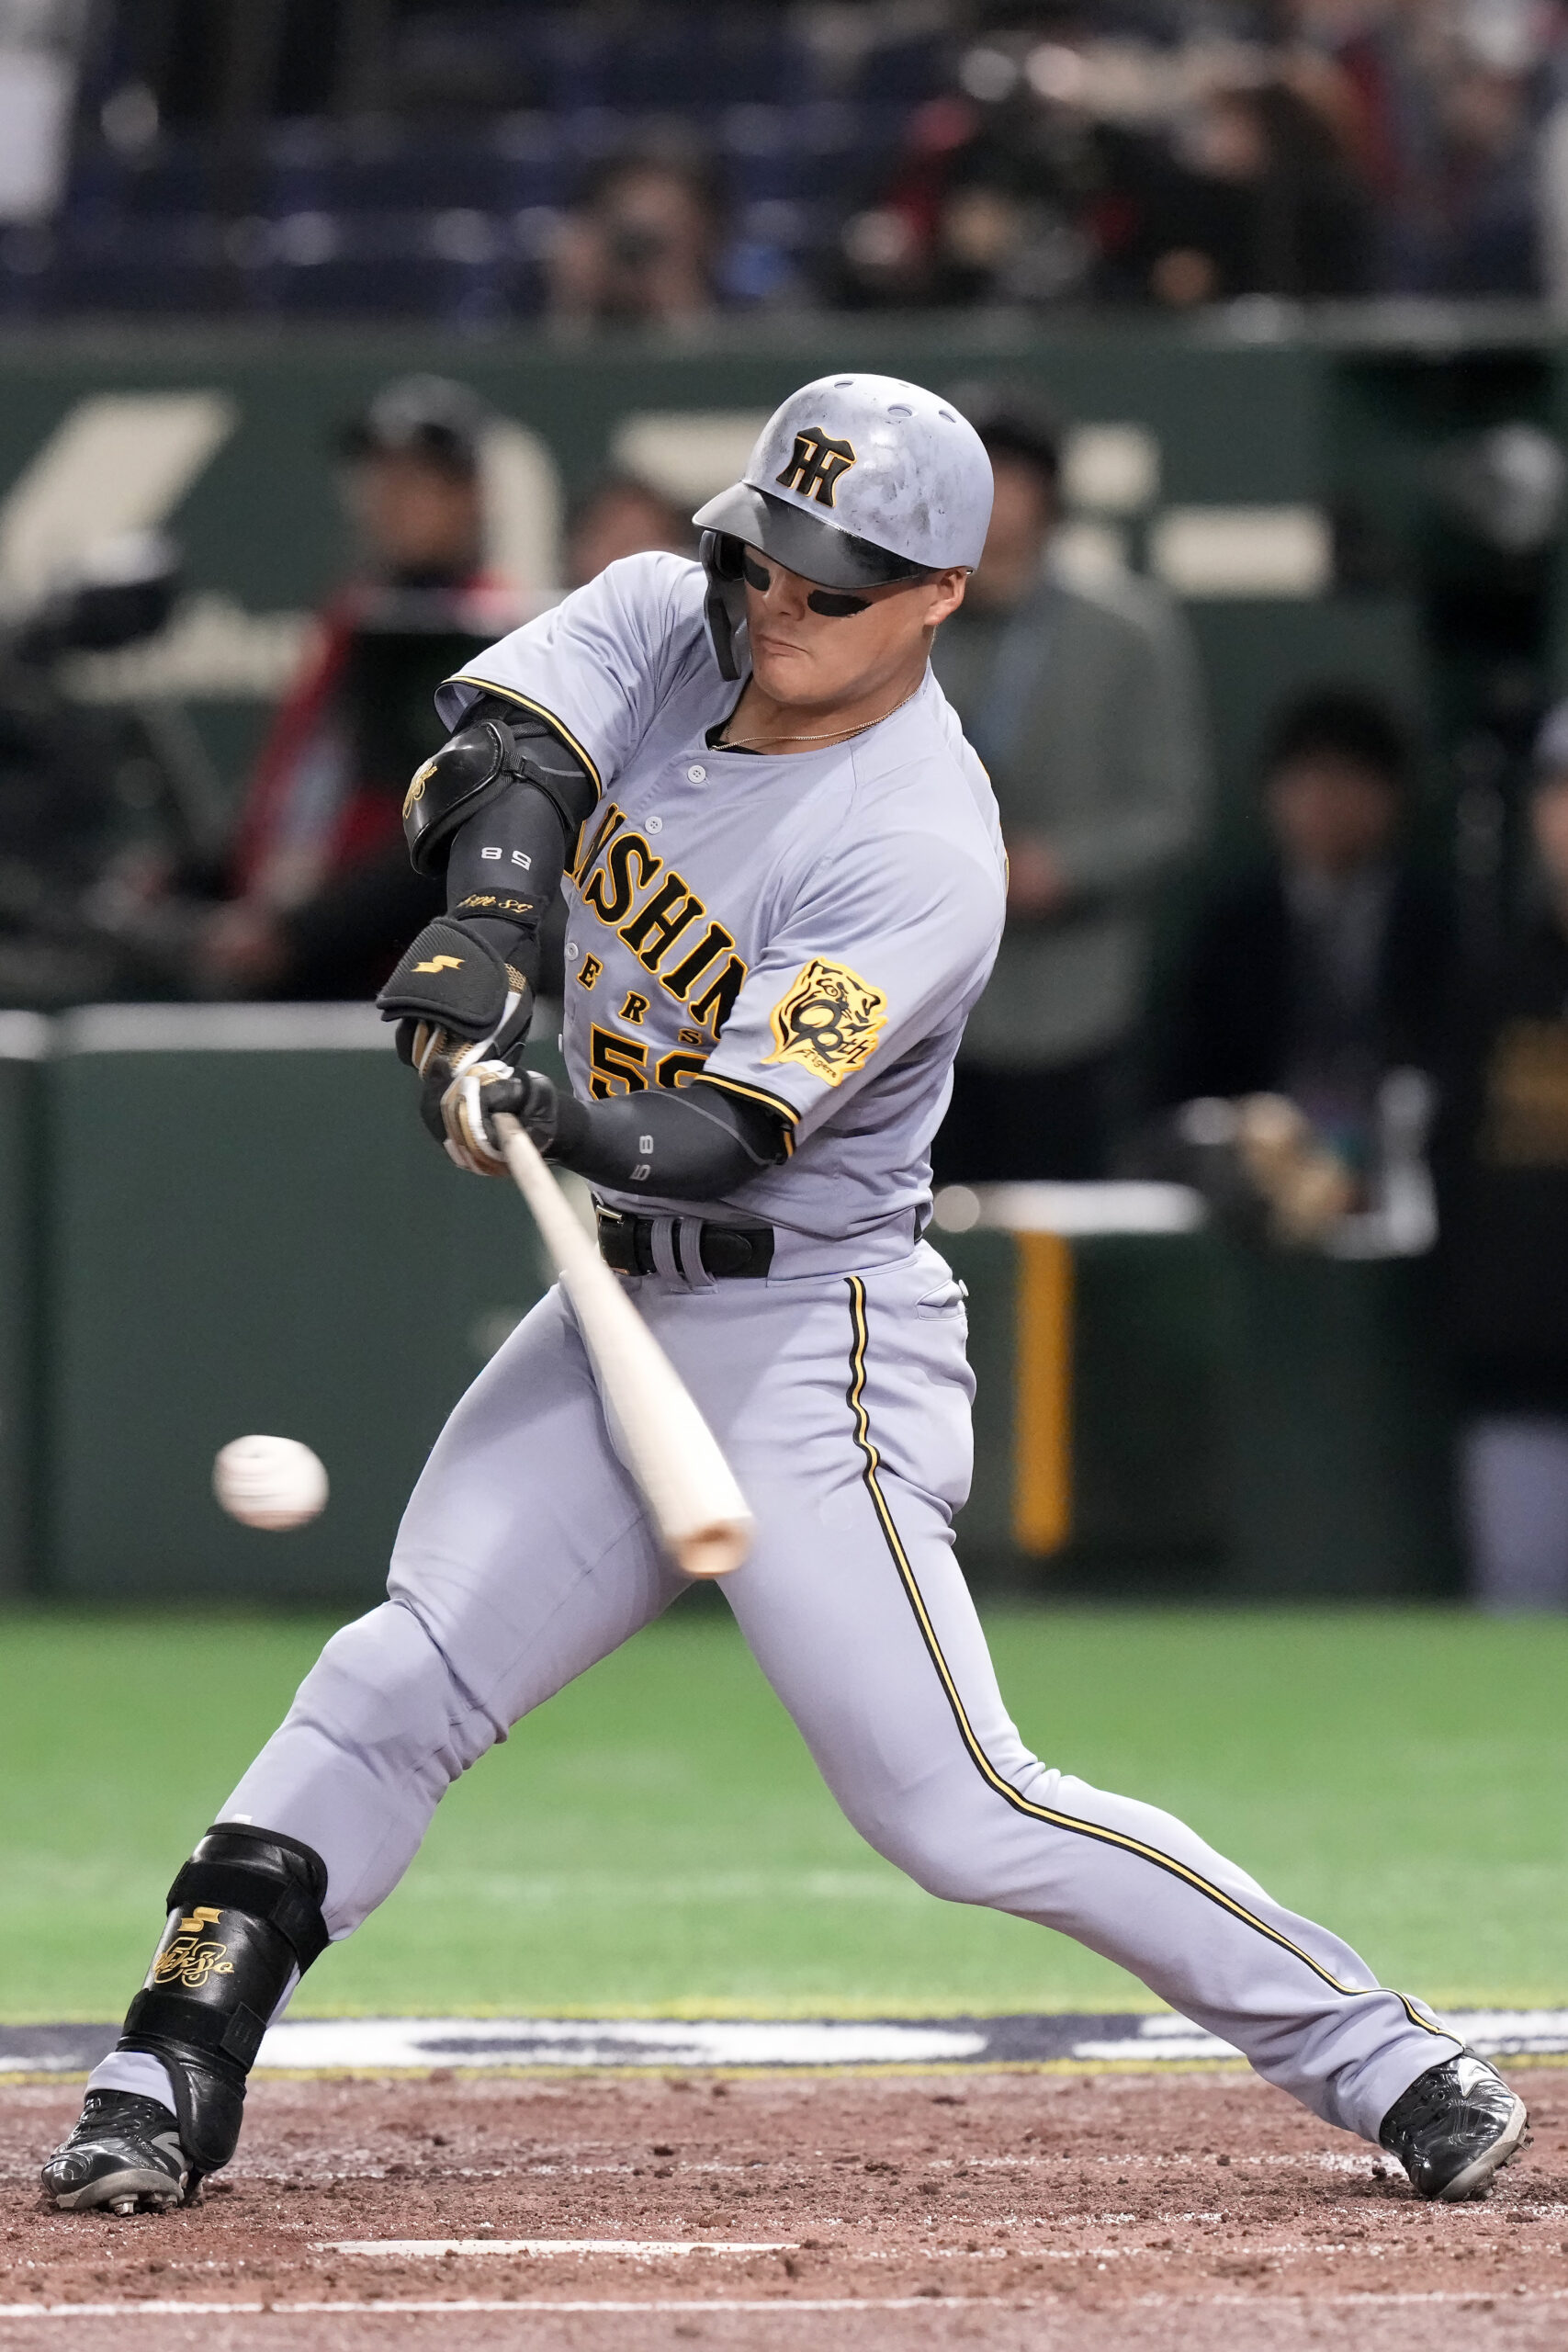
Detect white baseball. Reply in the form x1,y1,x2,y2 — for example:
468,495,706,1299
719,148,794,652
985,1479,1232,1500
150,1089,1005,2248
213,1435,329,1531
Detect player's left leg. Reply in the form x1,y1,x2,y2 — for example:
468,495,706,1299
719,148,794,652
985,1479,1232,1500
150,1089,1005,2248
660,1246,1524,2202
43,1284,682,2215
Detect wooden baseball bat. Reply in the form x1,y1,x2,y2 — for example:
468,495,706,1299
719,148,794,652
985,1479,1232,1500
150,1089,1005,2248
491,1112,754,1578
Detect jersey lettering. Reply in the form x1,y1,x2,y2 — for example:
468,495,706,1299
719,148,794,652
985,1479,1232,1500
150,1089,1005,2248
589,1026,649,1098
619,876,705,967
573,804,750,1034
573,802,625,882
619,990,649,1024
688,956,746,1037
591,1027,713,1100
582,829,661,926
662,921,734,999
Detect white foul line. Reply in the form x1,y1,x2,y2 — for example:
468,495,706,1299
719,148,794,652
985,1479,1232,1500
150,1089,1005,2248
0,2299,1002,2319
5,2290,1568,2320
323,2239,797,2257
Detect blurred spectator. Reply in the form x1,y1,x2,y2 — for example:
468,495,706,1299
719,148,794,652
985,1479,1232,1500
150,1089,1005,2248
563,472,694,590
833,75,1158,310
1441,700,1568,1610
196,374,521,1001
0,533,191,1008
1143,77,1375,305
38,2,1568,324
1331,0,1547,295
1156,688,1453,1180
931,384,1209,1182
547,153,725,328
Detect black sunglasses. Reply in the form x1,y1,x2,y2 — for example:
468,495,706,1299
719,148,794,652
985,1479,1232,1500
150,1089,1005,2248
740,548,874,619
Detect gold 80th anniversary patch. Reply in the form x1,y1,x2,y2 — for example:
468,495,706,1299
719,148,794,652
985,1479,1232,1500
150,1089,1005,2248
763,956,887,1086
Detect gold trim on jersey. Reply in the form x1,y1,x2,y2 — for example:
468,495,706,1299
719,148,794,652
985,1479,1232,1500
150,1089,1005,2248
840,1274,1447,2037
694,1074,796,1155
697,1072,799,1154
447,678,604,799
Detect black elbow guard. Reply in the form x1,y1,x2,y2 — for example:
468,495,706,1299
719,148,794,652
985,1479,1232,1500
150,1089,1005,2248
403,700,598,877
403,718,512,876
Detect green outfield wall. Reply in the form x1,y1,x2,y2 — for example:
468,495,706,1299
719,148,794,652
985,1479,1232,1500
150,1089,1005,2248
0,1008,1460,1603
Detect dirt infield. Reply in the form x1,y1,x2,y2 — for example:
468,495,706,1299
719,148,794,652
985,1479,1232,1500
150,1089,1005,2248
3,2067,1565,2349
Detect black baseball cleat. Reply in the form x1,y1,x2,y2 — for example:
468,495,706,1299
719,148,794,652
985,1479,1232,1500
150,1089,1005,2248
40,2091,192,2215
1379,2051,1529,2201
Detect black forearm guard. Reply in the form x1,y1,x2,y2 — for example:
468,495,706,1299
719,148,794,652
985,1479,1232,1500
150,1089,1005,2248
378,914,520,1045
501,1072,788,1197
117,1825,329,2184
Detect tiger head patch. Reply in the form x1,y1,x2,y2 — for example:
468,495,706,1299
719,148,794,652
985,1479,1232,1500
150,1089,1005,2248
763,957,887,1087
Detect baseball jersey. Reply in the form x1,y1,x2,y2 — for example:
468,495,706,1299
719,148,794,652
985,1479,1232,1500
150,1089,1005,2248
438,551,1005,1251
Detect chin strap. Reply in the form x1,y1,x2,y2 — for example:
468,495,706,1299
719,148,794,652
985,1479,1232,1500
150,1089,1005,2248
117,1824,329,2188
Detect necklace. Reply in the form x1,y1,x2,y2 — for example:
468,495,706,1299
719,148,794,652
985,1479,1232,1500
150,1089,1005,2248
716,679,922,752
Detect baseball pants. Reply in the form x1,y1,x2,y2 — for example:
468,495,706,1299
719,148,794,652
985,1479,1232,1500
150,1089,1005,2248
101,1238,1459,2142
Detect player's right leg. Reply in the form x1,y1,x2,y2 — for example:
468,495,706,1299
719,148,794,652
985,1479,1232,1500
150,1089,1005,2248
42,1286,677,2215
696,1255,1527,2202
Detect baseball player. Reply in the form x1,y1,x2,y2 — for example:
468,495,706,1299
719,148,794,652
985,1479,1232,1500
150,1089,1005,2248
44,376,1523,2216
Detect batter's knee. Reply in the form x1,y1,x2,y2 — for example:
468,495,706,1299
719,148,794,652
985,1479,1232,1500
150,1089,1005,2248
298,1600,500,1789
841,1794,1010,1908
894,1842,998,1907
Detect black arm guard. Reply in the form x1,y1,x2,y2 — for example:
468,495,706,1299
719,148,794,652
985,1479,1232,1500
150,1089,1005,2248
487,1070,789,1197
402,717,512,876
397,695,598,1012
117,1824,328,2184
403,696,598,880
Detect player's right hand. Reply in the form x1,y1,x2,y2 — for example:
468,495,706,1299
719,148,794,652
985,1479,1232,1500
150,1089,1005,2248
439,1063,562,1177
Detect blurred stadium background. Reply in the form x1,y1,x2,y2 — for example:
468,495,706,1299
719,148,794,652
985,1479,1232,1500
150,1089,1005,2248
3,0,1568,2021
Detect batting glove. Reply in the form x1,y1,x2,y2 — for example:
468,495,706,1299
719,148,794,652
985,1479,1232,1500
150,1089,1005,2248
438,1063,563,1178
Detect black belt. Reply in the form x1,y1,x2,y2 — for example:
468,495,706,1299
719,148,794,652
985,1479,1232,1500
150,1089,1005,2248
596,1208,774,1281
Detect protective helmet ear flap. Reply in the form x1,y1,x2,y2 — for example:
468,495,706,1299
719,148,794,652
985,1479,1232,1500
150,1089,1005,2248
707,531,746,581
699,528,748,682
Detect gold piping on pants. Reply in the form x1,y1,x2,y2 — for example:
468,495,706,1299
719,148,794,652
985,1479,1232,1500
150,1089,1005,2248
841,1273,1443,2036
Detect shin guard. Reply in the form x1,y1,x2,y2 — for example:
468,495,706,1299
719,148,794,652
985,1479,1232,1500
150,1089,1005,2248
116,1824,329,2185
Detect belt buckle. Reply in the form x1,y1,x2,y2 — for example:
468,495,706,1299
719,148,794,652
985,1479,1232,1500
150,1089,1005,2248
595,1206,637,1275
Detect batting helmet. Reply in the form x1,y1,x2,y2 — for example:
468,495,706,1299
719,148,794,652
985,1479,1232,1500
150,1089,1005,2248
693,373,993,678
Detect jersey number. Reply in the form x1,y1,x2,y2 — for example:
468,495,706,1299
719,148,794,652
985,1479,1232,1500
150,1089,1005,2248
590,1025,709,1099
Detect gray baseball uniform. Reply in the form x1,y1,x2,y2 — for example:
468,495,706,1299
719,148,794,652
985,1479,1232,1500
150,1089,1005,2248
92,550,1459,2143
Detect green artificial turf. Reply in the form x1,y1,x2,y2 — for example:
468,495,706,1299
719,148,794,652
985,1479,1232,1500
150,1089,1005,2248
3,1604,1564,2022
